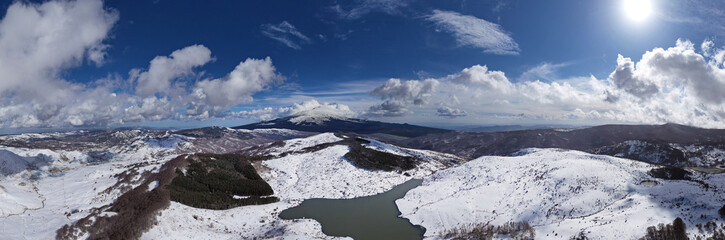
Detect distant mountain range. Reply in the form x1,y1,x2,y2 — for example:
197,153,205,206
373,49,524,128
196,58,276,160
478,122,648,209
233,110,725,167
233,108,451,138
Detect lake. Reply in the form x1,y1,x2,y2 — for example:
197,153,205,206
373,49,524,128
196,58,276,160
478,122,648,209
279,178,425,240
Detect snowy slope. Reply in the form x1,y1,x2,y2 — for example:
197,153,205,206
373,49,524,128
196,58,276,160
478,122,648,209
0,134,185,239
397,148,725,239
268,132,343,156
0,128,321,239
144,133,456,240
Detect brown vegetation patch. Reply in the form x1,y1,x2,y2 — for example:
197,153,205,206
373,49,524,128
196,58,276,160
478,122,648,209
56,153,277,239
57,154,186,240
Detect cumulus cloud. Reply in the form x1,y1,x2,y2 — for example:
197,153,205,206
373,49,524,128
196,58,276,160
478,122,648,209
367,65,603,120
332,0,407,20
189,57,284,118
230,99,356,120
261,21,311,50
0,0,284,129
609,54,660,99
367,100,411,117
121,97,174,123
367,78,438,116
427,10,520,55
0,0,117,102
370,78,438,105
133,45,213,96
0,0,120,128
609,39,725,104
452,65,513,93
437,106,467,118
365,39,725,128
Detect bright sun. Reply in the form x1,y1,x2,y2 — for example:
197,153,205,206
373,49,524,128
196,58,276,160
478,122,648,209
623,0,653,22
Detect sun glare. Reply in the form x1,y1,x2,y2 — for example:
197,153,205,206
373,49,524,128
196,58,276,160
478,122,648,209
623,0,653,22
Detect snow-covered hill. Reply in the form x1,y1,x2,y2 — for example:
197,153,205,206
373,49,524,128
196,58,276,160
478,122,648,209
143,133,460,239
0,138,180,239
397,148,725,239
0,128,310,239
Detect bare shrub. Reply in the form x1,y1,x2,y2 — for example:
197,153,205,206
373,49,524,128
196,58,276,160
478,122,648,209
439,221,535,240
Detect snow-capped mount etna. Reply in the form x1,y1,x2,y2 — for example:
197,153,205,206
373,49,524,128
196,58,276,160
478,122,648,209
233,107,451,138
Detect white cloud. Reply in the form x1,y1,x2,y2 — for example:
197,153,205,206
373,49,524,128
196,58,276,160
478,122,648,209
189,57,283,118
370,78,438,105
0,0,285,129
367,100,411,117
437,106,467,118
261,21,311,50
427,10,520,55
452,65,513,93
0,0,117,102
365,39,725,128
121,97,174,123
0,0,120,128
133,44,213,96
367,78,438,117
609,39,725,104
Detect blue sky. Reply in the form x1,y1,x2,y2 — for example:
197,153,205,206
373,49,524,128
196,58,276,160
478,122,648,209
1,0,725,131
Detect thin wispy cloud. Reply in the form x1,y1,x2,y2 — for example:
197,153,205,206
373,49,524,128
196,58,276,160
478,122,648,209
518,62,571,82
658,0,725,34
427,10,520,55
332,0,407,20
261,21,311,50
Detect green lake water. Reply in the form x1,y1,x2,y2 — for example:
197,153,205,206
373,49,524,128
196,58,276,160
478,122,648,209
279,179,424,240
